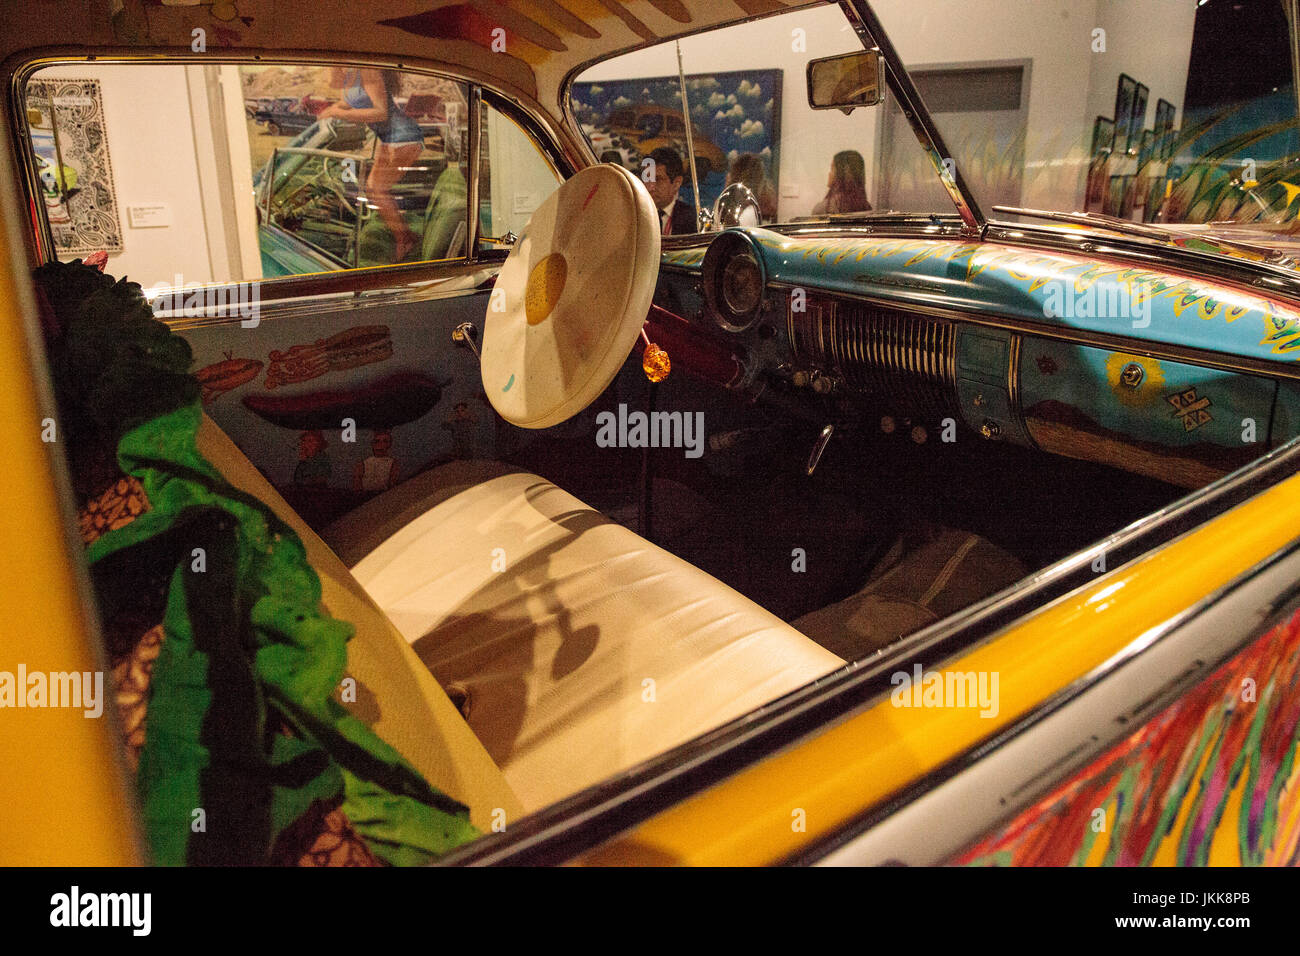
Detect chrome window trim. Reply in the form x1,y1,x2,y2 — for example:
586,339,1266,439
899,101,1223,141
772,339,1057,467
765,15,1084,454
159,261,498,332
845,0,985,235
466,83,483,256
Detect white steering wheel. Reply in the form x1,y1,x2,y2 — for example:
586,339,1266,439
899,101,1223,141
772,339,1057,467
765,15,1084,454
480,163,660,429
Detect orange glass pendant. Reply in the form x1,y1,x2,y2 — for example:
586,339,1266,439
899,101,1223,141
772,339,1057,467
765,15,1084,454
642,342,671,383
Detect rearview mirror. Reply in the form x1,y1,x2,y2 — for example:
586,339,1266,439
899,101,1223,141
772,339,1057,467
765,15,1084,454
806,49,886,114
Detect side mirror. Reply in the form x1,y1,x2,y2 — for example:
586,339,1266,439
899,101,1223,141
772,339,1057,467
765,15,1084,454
806,49,886,114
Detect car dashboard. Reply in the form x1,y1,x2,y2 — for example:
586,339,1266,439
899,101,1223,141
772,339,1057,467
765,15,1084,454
651,226,1300,489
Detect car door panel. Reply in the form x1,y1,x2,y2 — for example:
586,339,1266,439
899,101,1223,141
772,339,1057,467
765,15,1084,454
172,282,503,528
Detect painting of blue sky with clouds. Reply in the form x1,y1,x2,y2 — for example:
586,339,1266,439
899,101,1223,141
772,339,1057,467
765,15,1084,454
571,69,782,213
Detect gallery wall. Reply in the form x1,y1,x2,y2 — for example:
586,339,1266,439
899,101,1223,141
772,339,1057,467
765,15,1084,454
579,5,869,220
1085,0,1196,150
34,63,250,289
875,0,1196,211
581,0,1200,217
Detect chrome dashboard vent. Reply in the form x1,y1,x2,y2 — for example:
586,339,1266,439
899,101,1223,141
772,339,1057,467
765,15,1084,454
789,296,957,420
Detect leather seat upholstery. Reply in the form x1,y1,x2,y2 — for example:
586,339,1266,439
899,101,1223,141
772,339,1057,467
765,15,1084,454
195,417,525,830
324,463,846,813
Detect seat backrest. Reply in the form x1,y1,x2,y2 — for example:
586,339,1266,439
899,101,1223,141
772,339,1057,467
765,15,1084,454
195,415,523,829
420,165,468,261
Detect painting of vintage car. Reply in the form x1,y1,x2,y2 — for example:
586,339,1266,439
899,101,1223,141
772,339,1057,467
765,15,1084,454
607,103,725,177
573,72,780,214
581,122,642,170
7,0,1300,904
249,96,318,136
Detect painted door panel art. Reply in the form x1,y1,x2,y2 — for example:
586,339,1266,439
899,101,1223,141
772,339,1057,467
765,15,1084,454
179,292,511,523
953,605,1300,866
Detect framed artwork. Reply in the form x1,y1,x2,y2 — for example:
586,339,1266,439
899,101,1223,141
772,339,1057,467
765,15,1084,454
1144,174,1168,223
570,68,783,215
1091,115,1115,157
1106,173,1134,218
1119,174,1137,218
1086,155,1110,212
1114,73,1138,155
1134,130,1155,210
1154,98,1176,160
25,77,123,255
1130,82,1149,154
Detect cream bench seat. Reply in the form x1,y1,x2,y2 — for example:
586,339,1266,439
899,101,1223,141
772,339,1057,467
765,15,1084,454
195,418,524,831
324,461,845,813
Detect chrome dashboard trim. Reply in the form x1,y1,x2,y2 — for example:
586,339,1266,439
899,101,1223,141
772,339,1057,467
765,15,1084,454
987,220,1300,306
1005,332,1035,448
764,279,1300,384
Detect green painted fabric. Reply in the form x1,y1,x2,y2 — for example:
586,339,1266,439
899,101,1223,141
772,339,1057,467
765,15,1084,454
38,259,479,865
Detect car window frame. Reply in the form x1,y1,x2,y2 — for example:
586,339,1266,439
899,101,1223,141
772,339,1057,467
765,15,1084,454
6,52,574,306
475,88,567,256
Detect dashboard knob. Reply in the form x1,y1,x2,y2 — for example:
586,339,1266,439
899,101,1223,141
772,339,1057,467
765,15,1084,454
910,424,927,444
1120,362,1144,388
792,370,812,387
880,415,896,434
811,373,834,394
980,419,1002,440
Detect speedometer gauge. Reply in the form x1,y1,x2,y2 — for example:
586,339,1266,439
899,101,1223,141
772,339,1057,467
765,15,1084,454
721,253,763,316
702,231,767,332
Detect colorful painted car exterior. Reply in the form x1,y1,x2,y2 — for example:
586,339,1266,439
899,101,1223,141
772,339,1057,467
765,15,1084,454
4,0,1300,869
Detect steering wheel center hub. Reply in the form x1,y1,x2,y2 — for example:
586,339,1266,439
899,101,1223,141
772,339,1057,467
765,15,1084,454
525,252,568,326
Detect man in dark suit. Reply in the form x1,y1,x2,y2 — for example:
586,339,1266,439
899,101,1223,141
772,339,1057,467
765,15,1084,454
645,146,697,235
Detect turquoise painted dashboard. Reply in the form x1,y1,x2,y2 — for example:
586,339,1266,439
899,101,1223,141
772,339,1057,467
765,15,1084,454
659,228,1300,488
665,229,1300,366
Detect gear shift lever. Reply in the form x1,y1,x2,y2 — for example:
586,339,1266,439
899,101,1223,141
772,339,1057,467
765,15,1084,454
452,322,480,361
806,424,834,476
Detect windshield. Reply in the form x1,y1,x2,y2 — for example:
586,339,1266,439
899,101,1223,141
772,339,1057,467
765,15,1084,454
570,3,959,231
873,0,1300,246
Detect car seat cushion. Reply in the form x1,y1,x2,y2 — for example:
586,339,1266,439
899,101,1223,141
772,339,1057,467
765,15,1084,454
325,463,846,812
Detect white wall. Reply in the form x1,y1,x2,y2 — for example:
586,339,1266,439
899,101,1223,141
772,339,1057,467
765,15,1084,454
871,0,1098,210
1087,0,1196,143
486,105,564,237
39,64,219,288
37,62,260,288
